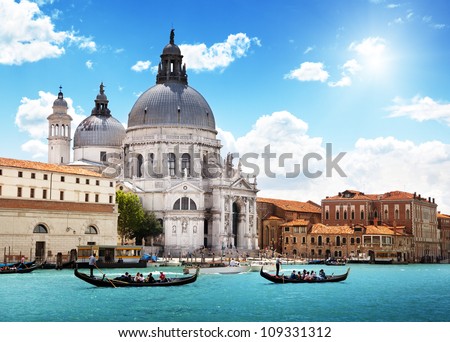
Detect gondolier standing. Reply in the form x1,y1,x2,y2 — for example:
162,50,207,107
275,256,281,276
89,253,96,277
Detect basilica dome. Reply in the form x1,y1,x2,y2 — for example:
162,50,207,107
127,29,216,133
127,83,215,131
73,83,126,148
74,115,125,148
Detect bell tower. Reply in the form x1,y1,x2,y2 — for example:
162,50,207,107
47,86,72,164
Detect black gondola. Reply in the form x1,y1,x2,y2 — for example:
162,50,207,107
0,263,41,274
260,267,350,284
74,267,199,287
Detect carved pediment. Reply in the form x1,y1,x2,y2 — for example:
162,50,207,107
230,178,253,190
165,181,204,194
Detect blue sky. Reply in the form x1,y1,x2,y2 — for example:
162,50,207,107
1,0,450,212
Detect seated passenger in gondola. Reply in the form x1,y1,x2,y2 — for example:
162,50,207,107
318,269,326,280
134,272,144,282
159,271,167,282
146,272,155,283
116,272,131,281
290,270,297,279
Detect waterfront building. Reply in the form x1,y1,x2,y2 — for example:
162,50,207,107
301,223,413,262
0,157,117,263
119,30,258,256
308,223,354,260
42,30,259,256
322,190,439,262
256,197,321,255
437,212,450,262
280,219,311,258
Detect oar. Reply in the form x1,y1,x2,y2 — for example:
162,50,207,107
95,265,117,288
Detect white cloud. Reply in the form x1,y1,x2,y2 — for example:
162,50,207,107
85,60,93,69
344,137,450,211
349,37,386,57
422,15,446,30
433,24,446,30
131,60,151,72
304,46,314,54
15,91,86,158
284,62,329,82
342,59,362,75
387,4,400,9
327,59,362,87
218,112,450,213
386,95,450,126
0,0,96,65
179,33,261,72
328,75,352,88
21,139,47,159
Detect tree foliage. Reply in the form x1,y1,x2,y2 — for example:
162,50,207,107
116,190,145,243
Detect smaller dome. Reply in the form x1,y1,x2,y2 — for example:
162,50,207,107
53,89,67,108
162,43,181,55
74,115,126,148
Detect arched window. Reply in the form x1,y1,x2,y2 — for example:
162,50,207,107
325,210,329,220
406,209,411,219
318,236,323,246
343,210,347,220
395,209,399,220
360,210,364,220
181,153,191,176
336,210,340,220
33,224,48,233
351,210,355,220
85,226,98,234
168,153,176,176
173,197,197,210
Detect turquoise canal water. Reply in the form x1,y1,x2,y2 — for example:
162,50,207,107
0,264,449,322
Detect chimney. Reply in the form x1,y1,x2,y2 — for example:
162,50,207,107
413,192,416,198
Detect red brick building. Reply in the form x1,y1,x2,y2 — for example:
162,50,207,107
256,197,321,256
322,190,439,262
438,212,450,262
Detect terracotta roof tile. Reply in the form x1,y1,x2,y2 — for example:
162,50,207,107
265,215,283,221
257,197,321,213
364,225,408,235
310,223,354,234
281,219,310,227
0,157,102,177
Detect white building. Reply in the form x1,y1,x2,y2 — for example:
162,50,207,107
0,157,118,262
48,30,259,256
118,30,259,256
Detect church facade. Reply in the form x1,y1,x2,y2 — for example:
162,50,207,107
48,30,259,256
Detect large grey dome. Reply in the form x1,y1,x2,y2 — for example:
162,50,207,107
74,115,125,148
127,82,215,131
127,29,216,132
